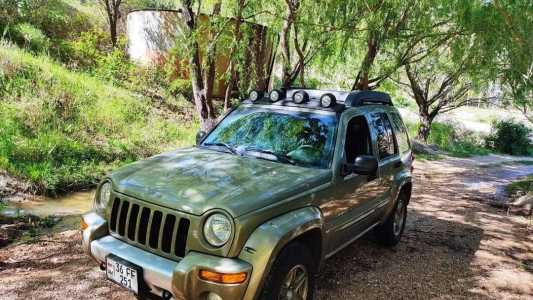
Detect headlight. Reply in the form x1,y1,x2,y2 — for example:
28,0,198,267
95,181,112,212
203,213,232,247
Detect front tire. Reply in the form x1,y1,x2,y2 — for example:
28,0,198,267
260,242,316,300
374,192,408,247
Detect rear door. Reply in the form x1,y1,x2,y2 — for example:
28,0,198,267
368,111,400,210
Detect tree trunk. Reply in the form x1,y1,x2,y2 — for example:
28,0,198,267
224,0,246,111
109,20,117,47
101,0,121,48
353,34,378,90
203,1,221,116
280,6,294,89
416,113,432,142
189,46,217,131
293,22,306,87
180,0,217,132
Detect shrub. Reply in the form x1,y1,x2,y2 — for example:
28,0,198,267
66,29,109,68
421,122,491,157
168,78,192,99
93,44,133,84
485,120,532,156
11,23,50,53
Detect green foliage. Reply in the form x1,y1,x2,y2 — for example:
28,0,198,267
427,123,490,157
414,153,442,161
11,22,50,52
506,175,533,195
66,29,109,68
168,78,192,99
0,0,93,40
0,45,197,194
485,120,532,156
93,43,133,84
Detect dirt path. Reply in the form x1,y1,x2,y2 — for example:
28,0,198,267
1,155,532,300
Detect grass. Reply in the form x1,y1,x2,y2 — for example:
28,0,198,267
404,120,492,158
506,175,533,195
0,44,198,195
414,153,443,161
516,160,533,166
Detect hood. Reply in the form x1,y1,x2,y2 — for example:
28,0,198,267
108,147,331,217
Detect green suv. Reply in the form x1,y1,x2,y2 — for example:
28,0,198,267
81,88,413,300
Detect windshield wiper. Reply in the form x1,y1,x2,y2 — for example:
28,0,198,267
241,146,296,165
203,142,239,155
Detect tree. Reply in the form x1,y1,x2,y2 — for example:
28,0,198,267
462,0,532,123
277,0,326,88
98,0,123,47
177,0,223,132
491,0,532,124
399,58,474,142
223,0,248,111
316,0,465,91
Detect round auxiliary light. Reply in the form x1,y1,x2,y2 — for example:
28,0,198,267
293,90,309,104
320,93,337,107
269,89,284,102
249,90,263,102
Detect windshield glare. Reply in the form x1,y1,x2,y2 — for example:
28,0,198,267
202,105,337,169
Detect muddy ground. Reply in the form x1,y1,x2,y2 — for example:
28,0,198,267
1,155,532,300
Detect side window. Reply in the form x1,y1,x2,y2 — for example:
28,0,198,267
390,112,411,154
369,112,397,160
344,116,372,164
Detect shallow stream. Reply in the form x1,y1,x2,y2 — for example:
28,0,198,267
3,190,94,218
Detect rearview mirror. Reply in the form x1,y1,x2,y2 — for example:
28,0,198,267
196,131,207,145
344,155,378,175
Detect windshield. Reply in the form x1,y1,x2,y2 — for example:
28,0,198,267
201,105,337,169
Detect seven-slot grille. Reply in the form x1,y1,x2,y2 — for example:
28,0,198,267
109,197,190,258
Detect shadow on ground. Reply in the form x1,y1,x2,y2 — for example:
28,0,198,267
316,211,483,299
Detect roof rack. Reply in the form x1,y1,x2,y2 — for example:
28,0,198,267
345,91,392,107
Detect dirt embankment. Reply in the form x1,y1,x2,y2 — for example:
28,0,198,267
1,155,532,300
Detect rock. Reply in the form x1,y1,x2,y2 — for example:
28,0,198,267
411,139,441,155
1,222,28,231
508,192,533,216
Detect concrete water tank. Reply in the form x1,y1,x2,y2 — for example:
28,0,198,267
126,9,275,98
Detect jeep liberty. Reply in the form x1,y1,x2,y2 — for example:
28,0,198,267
81,88,413,300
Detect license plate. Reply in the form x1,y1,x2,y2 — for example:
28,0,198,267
106,255,140,294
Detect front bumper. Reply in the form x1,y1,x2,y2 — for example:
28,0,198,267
82,213,252,300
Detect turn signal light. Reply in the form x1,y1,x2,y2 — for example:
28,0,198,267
80,218,88,230
199,270,247,284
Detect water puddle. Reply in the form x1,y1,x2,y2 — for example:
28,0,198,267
5,190,94,218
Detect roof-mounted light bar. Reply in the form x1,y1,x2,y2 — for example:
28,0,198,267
249,90,264,102
320,93,336,107
293,90,309,104
269,89,285,102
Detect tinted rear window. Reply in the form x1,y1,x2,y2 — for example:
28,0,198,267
370,112,397,160
390,112,411,154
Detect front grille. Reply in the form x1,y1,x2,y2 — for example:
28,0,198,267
109,196,190,258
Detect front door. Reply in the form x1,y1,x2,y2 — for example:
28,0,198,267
321,114,382,255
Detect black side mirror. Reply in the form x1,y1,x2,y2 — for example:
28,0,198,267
344,155,378,175
196,131,207,145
